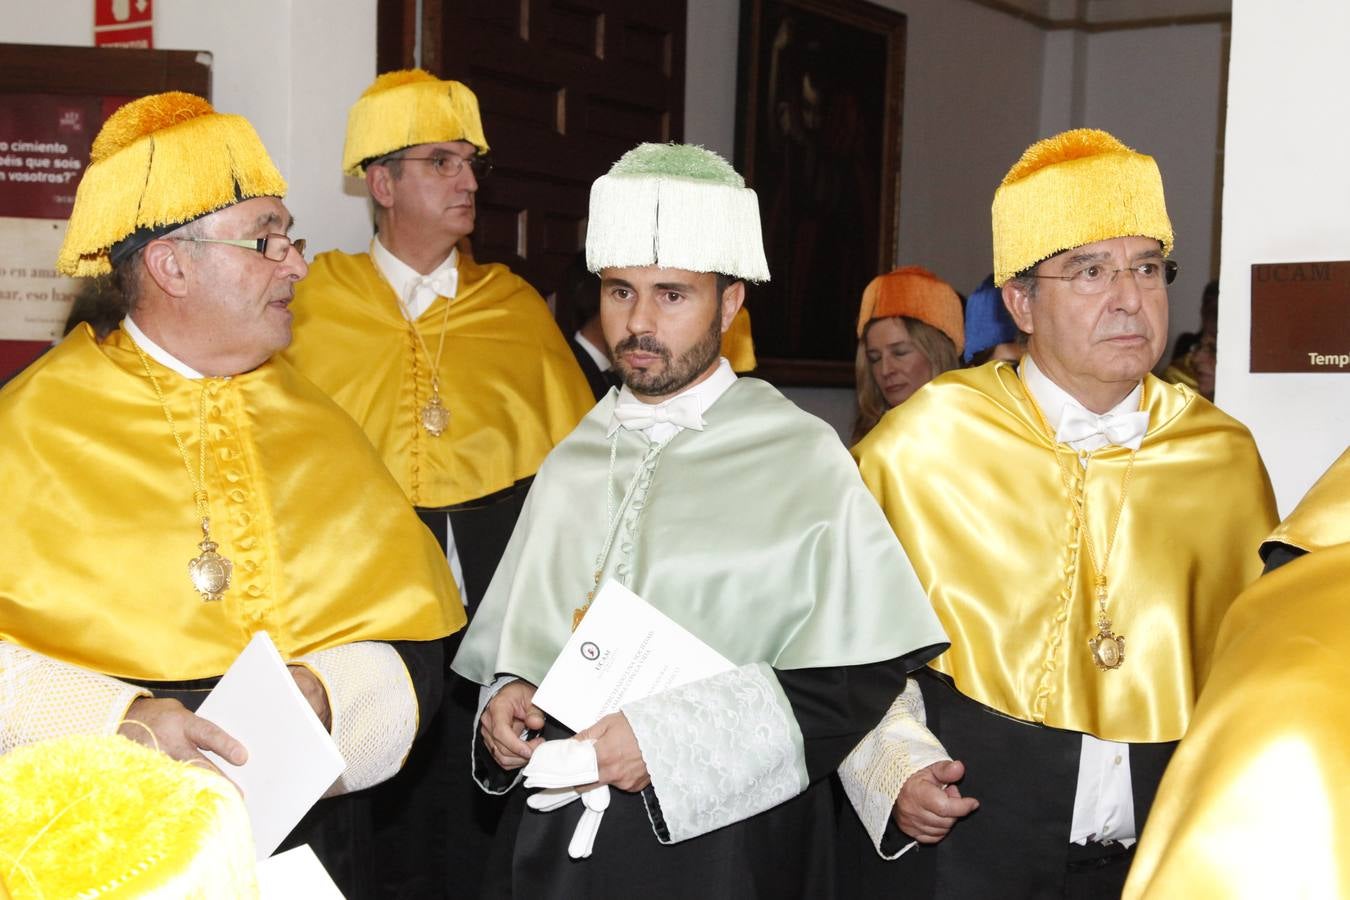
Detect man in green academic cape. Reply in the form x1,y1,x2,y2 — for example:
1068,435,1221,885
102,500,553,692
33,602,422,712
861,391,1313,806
452,142,948,898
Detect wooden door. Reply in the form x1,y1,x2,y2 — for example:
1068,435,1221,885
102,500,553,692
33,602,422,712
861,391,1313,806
389,0,687,296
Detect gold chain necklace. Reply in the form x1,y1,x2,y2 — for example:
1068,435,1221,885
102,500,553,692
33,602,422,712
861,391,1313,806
1025,384,1136,670
399,284,454,437
134,344,234,602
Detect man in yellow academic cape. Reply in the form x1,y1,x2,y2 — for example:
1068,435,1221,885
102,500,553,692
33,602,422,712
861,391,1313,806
0,92,460,899
281,70,594,896
839,129,1279,897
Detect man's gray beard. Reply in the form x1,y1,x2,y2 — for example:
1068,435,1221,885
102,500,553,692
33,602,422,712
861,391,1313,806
616,308,722,398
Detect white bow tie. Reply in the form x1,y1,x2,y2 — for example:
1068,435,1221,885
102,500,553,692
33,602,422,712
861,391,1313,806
1055,405,1149,450
409,270,457,304
610,393,705,433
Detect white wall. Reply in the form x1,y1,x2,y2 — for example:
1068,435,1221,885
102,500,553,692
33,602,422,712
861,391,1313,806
1080,23,1226,363
1,0,377,257
875,0,1046,295
1216,0,1350,514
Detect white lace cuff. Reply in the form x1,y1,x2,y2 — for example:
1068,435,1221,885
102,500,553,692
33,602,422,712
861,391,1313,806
0,642,147,753
623,662,807,844
838,679,950,859
471,675,525,795
293,642,416,795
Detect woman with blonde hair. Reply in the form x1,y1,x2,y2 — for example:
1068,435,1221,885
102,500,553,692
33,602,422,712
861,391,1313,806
852,265,964,443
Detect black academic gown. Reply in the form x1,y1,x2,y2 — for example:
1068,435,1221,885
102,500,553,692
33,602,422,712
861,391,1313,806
370,480,532,899
837,669,1175,900
479,657,925,899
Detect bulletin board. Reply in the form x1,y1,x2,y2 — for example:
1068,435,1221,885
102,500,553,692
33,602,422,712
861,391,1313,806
0,42,210,382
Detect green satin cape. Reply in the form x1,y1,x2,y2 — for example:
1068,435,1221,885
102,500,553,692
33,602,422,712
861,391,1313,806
453,377,948,686
0,326,462,681
1125,540,1350,898
283,250,594,507
853,361,1277,742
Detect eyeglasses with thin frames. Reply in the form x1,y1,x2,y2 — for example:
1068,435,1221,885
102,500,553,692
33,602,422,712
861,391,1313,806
389,153,493,179
168,234,307,262
1028,259,1178,296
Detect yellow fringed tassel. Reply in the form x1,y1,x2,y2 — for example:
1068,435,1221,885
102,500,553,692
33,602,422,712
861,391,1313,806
991,128,1174,286
342,70,490,175
56,92,287,277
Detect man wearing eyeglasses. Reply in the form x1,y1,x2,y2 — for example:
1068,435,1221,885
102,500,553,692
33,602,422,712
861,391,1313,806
282,70,593,897
0,93,460,898
839,129,1278,897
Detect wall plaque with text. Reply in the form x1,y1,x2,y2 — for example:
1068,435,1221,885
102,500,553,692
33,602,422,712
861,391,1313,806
1250,260,1350,373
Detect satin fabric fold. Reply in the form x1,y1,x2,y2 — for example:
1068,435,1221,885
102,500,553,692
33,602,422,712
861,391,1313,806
1124,541,1350,898
453,377,948,687
1265,445,1350,555
0,326,462,681
852,361,1277,742
283,250,594,507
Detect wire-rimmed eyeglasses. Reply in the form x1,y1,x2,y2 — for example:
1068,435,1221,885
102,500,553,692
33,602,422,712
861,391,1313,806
1029,259,1178,296
168,234,307,262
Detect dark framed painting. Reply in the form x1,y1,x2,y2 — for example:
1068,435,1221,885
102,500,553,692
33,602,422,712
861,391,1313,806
735,0,906,386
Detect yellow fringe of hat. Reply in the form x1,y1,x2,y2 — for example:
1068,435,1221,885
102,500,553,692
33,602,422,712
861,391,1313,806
56,92,287,278
992,128,1173,286
0,735,258,899
856,265,964,355
343,69,489,176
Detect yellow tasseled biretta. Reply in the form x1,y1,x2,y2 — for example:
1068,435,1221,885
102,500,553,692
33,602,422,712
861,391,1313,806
0,735,258,899
992,128,1173,286
343,69,489,176
56,92,287,278
856,265,965,355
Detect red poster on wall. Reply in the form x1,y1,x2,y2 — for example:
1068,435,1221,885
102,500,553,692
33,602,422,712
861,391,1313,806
0,94,133,381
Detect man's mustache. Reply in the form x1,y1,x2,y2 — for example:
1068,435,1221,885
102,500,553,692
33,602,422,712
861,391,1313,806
614,335,669,357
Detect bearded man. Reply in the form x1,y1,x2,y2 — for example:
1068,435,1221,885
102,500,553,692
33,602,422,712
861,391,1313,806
451,142,948,897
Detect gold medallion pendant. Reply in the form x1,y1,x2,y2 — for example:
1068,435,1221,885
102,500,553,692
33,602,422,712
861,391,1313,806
1089,627,1125,670
420,396,450,437
189,537,233,602
188,519,232,602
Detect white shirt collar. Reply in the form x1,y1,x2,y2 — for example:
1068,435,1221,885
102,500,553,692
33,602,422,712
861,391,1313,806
370,238,459,320
573,331,612,372
1020,354,1144,452
607,357,738,442
122,316,204,380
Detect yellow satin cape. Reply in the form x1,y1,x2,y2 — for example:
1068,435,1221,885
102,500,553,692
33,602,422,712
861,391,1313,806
1265,445,1350,555
283,251,594,507
721,307,756,373
0,327,461,681
852,361,1277,742
1124,541,1350,898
